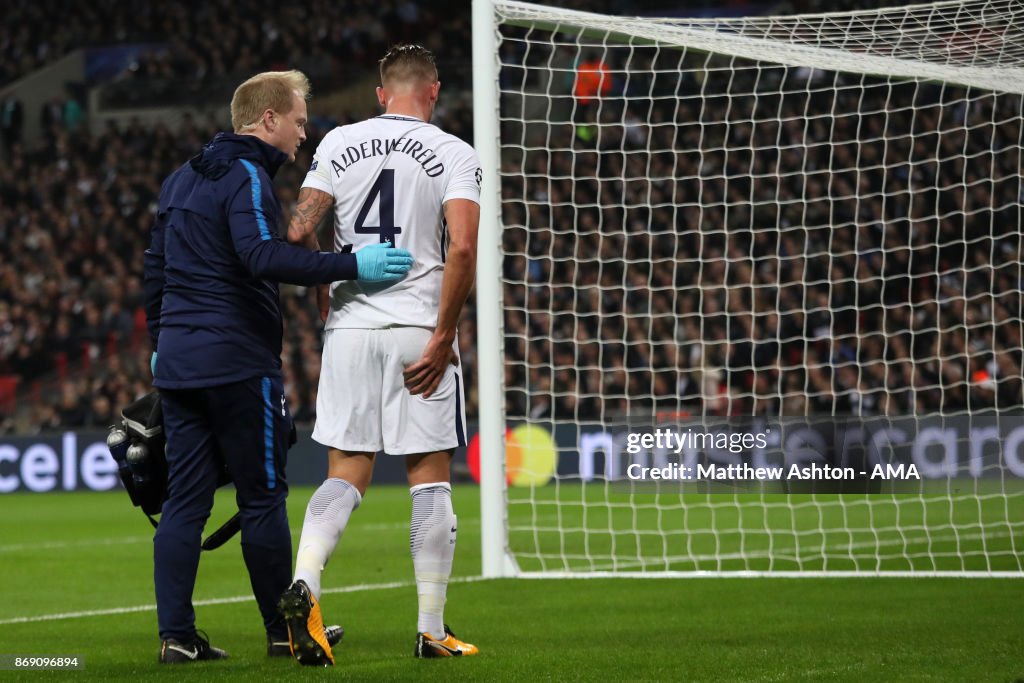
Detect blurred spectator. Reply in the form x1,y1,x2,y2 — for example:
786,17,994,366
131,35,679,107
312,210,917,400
84,393,115,428
62,88,85,132
40,97,63,134
56,382,87,427
0,98,23,154
573,51,613,110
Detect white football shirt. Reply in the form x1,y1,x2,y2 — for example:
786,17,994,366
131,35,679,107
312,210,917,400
302,114,482,329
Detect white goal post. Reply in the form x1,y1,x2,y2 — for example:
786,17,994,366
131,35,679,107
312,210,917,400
472,0,1024,578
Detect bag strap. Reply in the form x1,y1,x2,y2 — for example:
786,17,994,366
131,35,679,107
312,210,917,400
201,512,242,551
141,511,241,552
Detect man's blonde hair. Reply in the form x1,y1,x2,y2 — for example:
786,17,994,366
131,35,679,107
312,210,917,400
231,70,311,132
379,44,437,87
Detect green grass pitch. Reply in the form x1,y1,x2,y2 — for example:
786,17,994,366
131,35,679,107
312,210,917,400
1,486,1022,681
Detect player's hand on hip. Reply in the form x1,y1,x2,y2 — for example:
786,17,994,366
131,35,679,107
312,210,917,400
404,336,459,398
317,284,330,323
355,241,414,283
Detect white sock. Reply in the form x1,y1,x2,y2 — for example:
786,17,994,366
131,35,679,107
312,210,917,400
294,478,361,599
410,482,456,638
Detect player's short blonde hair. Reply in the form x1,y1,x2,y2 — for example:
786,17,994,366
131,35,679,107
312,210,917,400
379,44,438,86
231,70,311,132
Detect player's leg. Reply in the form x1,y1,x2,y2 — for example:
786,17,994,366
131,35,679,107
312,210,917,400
280,329,383,665
154,388,228,662
281,449,371,666
406,452,476,656
407,453,455,641
293,449,374,597
208,376,293,654
297,327,384,597
384,327,476,657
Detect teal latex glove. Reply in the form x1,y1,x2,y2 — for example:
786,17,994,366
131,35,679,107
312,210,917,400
355,241,414,282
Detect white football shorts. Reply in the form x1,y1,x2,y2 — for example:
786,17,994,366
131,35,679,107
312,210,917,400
312,327,467,455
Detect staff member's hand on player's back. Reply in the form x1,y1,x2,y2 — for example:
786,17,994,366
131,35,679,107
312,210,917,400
314,240,414,322
355,241,414,281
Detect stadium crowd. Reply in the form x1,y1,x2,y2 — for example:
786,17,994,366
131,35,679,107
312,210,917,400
1,0,466,92
0,0,936,94
498,42,1024,420
0,0,719,92
0,98,476,433
1,2,1022,434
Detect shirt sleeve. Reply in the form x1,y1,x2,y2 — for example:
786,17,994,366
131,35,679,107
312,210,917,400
301,136,335,195
443,141,482,205
228,161,358,285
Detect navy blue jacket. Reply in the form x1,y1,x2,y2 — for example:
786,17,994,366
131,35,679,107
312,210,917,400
143,133,356,389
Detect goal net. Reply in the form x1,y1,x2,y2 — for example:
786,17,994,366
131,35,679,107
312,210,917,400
472,0,1024,577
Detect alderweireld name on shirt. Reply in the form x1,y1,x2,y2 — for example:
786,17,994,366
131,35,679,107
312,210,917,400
329,137,445,177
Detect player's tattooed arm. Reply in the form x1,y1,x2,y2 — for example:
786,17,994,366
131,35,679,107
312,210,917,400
287,186,336,322
287,187,334,250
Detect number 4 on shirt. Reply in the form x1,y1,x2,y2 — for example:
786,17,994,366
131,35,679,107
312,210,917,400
355,169,402,246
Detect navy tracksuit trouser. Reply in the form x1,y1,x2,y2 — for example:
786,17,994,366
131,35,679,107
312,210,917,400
154,375,292,642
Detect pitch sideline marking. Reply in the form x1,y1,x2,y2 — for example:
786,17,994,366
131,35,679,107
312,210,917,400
0,536,154,553
0,576,488,627
0,519,486,554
